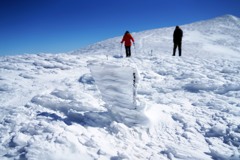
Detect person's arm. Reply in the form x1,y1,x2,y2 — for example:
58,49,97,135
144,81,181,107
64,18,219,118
131,35,135,44
121,35,126,43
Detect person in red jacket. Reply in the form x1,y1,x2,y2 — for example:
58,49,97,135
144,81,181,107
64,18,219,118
121,31,135,57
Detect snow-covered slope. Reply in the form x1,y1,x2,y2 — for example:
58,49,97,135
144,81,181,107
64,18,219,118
0,15,240,160
73,15,240,60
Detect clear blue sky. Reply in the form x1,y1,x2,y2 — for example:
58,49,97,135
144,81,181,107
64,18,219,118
0,0,240,56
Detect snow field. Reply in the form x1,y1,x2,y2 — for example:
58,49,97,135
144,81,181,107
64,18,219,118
0,15,240,159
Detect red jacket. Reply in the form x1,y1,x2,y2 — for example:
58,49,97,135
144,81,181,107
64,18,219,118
121,33,134,46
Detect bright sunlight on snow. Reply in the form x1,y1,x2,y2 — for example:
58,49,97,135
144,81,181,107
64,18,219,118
0,15,240,160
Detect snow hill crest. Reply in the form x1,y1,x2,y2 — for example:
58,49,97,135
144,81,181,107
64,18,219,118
72,14,240,60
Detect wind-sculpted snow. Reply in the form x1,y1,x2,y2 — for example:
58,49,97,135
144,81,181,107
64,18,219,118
0,15,240,159
88,59,149,126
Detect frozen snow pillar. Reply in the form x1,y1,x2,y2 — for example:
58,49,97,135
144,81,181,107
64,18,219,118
90,63,139,109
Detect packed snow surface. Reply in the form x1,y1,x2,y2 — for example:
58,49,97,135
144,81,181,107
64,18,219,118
0,15,240,160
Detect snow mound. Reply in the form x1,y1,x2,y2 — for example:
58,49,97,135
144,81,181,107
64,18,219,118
89,59,149,126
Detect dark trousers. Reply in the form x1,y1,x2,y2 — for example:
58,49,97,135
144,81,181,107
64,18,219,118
173,42,182,56
125,46,131,57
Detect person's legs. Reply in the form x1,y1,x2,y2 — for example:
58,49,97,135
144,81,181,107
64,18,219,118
128,46,131,57
178,43,182,56
125,46,128,57
125,46,131,57
173,43,177,56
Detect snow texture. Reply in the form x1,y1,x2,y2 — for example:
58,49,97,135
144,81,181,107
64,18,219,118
0,15,240,160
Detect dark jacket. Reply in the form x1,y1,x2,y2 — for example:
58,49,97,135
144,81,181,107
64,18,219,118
173,26,183,44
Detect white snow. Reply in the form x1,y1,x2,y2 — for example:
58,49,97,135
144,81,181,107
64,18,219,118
0,15,240,160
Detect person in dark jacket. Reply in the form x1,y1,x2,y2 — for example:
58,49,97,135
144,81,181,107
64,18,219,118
121,31,135,57
173,26,183,56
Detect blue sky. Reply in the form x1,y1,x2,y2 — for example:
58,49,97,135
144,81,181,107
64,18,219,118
0,0,240,56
